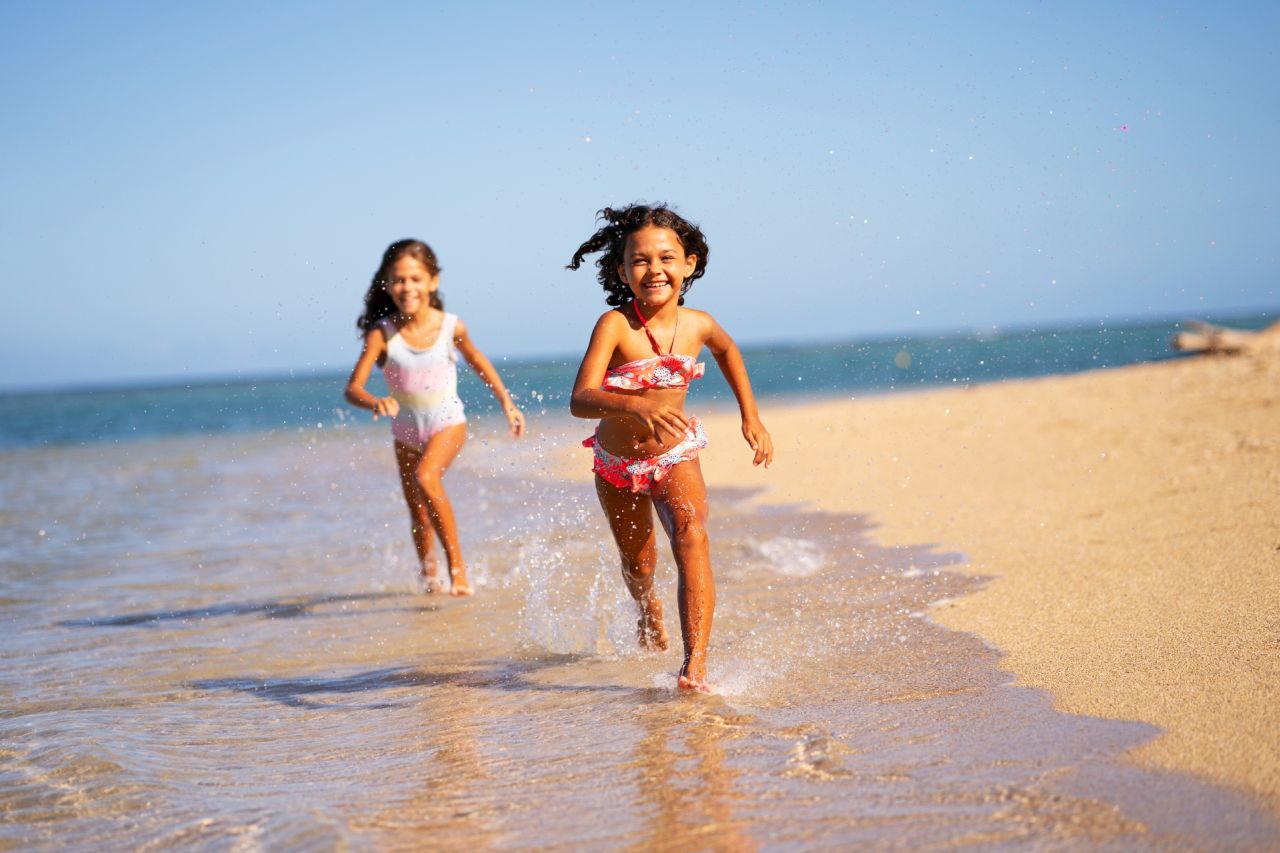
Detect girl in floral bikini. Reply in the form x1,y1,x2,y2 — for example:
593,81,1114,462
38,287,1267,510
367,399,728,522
568,204,773,692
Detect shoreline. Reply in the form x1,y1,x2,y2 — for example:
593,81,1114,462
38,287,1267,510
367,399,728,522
582,350,1279,811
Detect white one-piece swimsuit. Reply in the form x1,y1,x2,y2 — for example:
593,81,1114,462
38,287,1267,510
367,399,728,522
379,314,466,448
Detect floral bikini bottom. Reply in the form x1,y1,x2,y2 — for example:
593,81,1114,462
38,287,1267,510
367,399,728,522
584,418,708,495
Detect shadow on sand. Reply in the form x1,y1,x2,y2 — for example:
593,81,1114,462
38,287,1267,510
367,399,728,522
56,591,432,628
188,655,654,710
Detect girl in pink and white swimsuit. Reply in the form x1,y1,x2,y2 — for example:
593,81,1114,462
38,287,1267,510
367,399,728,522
568,204,774,692
345,239,525,596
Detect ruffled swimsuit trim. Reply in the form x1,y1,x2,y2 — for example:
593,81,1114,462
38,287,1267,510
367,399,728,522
584,418,708,494
602,354,706,390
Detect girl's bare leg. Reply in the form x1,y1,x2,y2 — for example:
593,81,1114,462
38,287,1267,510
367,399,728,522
595,475,669,651
651,459,714,692
394,441,442,590
414,423,472,596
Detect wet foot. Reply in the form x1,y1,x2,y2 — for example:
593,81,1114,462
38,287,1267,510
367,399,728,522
449,567,475,597
637,596,669,651
676,673,714,694
419,554,447,594
677,655,712,693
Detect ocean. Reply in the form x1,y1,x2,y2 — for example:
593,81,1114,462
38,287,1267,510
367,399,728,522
5,312,1274,453
2,312,1277,849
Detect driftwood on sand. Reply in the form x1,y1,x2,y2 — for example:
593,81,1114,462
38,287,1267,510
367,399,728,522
1171,319,1280,355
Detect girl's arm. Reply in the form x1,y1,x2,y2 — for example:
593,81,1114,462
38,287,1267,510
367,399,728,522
705,316,773,467
454,319,525,438
570,312,689,440
344,327,399,420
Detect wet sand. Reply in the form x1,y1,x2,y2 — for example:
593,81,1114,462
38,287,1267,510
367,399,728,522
8,406,1279,848
692,346,1280,812
5,346,1279,847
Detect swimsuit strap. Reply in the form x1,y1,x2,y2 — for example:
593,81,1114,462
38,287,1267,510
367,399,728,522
632,300,678,356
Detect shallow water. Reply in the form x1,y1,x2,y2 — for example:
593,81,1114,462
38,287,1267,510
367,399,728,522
2,418,1276,850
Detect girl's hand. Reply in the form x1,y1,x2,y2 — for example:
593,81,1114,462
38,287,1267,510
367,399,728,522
504,404,526,438
632,399,690,441
742,417,773,467
372,396,400,420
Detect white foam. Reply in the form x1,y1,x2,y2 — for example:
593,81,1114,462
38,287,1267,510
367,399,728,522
754,537,825,577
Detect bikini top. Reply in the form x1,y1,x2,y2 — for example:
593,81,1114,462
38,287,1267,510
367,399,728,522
602,302,705,391
603,354,705,390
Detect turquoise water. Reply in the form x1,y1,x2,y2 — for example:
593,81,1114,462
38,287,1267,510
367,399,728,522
2,311,1274,452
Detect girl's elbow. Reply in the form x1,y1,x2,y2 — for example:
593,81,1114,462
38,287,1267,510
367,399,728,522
569,391,596,418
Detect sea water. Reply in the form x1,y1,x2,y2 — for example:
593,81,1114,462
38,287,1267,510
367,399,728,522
2,313,1277,849
3,311,1274,453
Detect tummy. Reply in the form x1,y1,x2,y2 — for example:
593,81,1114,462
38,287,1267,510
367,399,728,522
595,393,693,458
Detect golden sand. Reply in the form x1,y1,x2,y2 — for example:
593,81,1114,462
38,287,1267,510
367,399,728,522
690,348,1280,809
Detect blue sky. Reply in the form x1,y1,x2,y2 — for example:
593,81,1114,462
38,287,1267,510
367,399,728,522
1,1,1276,390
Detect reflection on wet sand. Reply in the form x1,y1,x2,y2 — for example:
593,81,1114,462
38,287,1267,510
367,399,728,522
629,699,754,852
355,680,500,849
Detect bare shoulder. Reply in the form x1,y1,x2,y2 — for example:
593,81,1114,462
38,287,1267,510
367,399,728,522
364,322,391,348
593,308,630,338
681,307,720,339
596,307,628,327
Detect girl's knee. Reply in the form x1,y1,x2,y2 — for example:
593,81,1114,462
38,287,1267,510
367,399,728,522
415,469,445,497
669,511,708,545
620,553,655,582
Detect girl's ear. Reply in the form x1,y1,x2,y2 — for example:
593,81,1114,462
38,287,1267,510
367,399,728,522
427,274,441,292
683,254,698,277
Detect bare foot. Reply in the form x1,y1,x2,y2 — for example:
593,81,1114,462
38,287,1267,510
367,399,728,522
449,567,475,597
637,595,669,651
677,655,712,693
676,673,714,694
419,554,447,594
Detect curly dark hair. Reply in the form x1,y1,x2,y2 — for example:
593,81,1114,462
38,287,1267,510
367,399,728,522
567,203,709,307
356,239,444,335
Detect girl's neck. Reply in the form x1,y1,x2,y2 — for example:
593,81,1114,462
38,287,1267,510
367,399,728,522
633,299,680,356
396,306,442,329
632,298,678,323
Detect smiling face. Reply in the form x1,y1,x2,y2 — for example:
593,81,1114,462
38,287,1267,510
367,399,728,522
618,225,697,310
385,255,439,317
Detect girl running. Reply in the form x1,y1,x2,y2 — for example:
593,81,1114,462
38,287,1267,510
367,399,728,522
346,239,525,596
568,204,773,691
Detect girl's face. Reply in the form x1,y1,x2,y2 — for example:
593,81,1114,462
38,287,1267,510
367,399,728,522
386,256,439,317
618,225,696,310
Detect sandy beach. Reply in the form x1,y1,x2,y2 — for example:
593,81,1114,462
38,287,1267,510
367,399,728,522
686,344,1280,810
5,343,1278,848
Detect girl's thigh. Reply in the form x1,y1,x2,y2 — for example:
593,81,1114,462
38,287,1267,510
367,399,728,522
595,475,655,556
394,441,425,498
650,459,709,537
417,423,468,480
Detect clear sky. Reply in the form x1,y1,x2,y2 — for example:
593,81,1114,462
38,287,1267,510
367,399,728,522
2,1,1276,390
